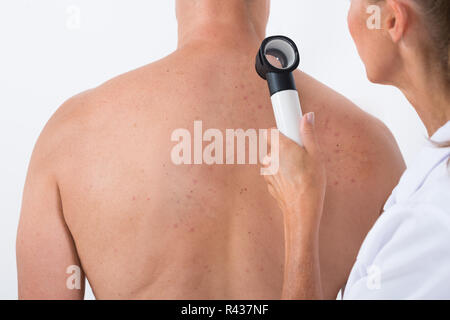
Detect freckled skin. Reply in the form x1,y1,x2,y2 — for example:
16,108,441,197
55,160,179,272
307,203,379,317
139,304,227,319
17,38,405,299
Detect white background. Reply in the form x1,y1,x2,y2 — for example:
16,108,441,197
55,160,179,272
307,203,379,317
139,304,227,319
0,0,426,300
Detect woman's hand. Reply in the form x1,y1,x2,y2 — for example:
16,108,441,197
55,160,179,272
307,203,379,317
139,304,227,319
263,112,327,234
262,112,326,299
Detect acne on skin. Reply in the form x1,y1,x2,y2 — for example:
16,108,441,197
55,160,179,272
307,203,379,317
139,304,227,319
16,0,407,300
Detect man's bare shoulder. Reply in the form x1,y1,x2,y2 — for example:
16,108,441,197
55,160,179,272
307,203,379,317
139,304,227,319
295,71,405,195
37,56,174,150
295,70,404,162
30,90,94,170
31,52,191,183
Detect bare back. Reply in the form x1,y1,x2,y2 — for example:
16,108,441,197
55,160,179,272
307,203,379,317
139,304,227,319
17,43,405,299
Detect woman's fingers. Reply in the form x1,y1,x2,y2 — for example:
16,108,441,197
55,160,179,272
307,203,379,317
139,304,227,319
300,112,319,156
262,154,272,169
264,175,275,194
260,113,326,235
267,183,275,198
266,125,307,164
266,127,277,149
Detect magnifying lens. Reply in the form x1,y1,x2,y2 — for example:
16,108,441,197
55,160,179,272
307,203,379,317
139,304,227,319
255,35,303,146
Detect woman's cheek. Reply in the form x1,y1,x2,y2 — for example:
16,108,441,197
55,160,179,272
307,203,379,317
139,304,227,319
348,2,370,63
347,3,359,42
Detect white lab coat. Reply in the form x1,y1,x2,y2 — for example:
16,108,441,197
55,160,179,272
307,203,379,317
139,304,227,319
343,121,450,300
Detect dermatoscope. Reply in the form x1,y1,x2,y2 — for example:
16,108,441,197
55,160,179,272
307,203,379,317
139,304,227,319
255,35,303,146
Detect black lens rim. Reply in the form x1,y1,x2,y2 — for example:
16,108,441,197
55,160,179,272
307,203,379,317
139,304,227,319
256,35,300,80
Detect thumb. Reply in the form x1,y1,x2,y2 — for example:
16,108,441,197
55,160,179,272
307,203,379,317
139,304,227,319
300,112,319,155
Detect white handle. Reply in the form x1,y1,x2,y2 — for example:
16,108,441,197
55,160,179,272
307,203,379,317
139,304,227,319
270,90,303,146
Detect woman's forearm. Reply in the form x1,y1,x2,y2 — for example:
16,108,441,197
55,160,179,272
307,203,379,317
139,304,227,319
261,115,326,300
282,209,323,300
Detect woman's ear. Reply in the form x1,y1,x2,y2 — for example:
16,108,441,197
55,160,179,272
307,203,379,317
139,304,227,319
385,0,409,43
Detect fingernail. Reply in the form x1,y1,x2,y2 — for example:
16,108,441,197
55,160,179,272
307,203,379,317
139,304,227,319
306,112,315,125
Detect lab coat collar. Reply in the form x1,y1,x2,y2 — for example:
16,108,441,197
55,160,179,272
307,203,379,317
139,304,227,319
431,121,450,143
384,121,450,209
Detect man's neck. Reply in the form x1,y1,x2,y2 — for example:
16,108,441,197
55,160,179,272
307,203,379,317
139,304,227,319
176,0,266,50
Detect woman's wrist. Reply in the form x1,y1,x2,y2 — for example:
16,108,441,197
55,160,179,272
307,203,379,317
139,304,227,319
283,203,322,235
